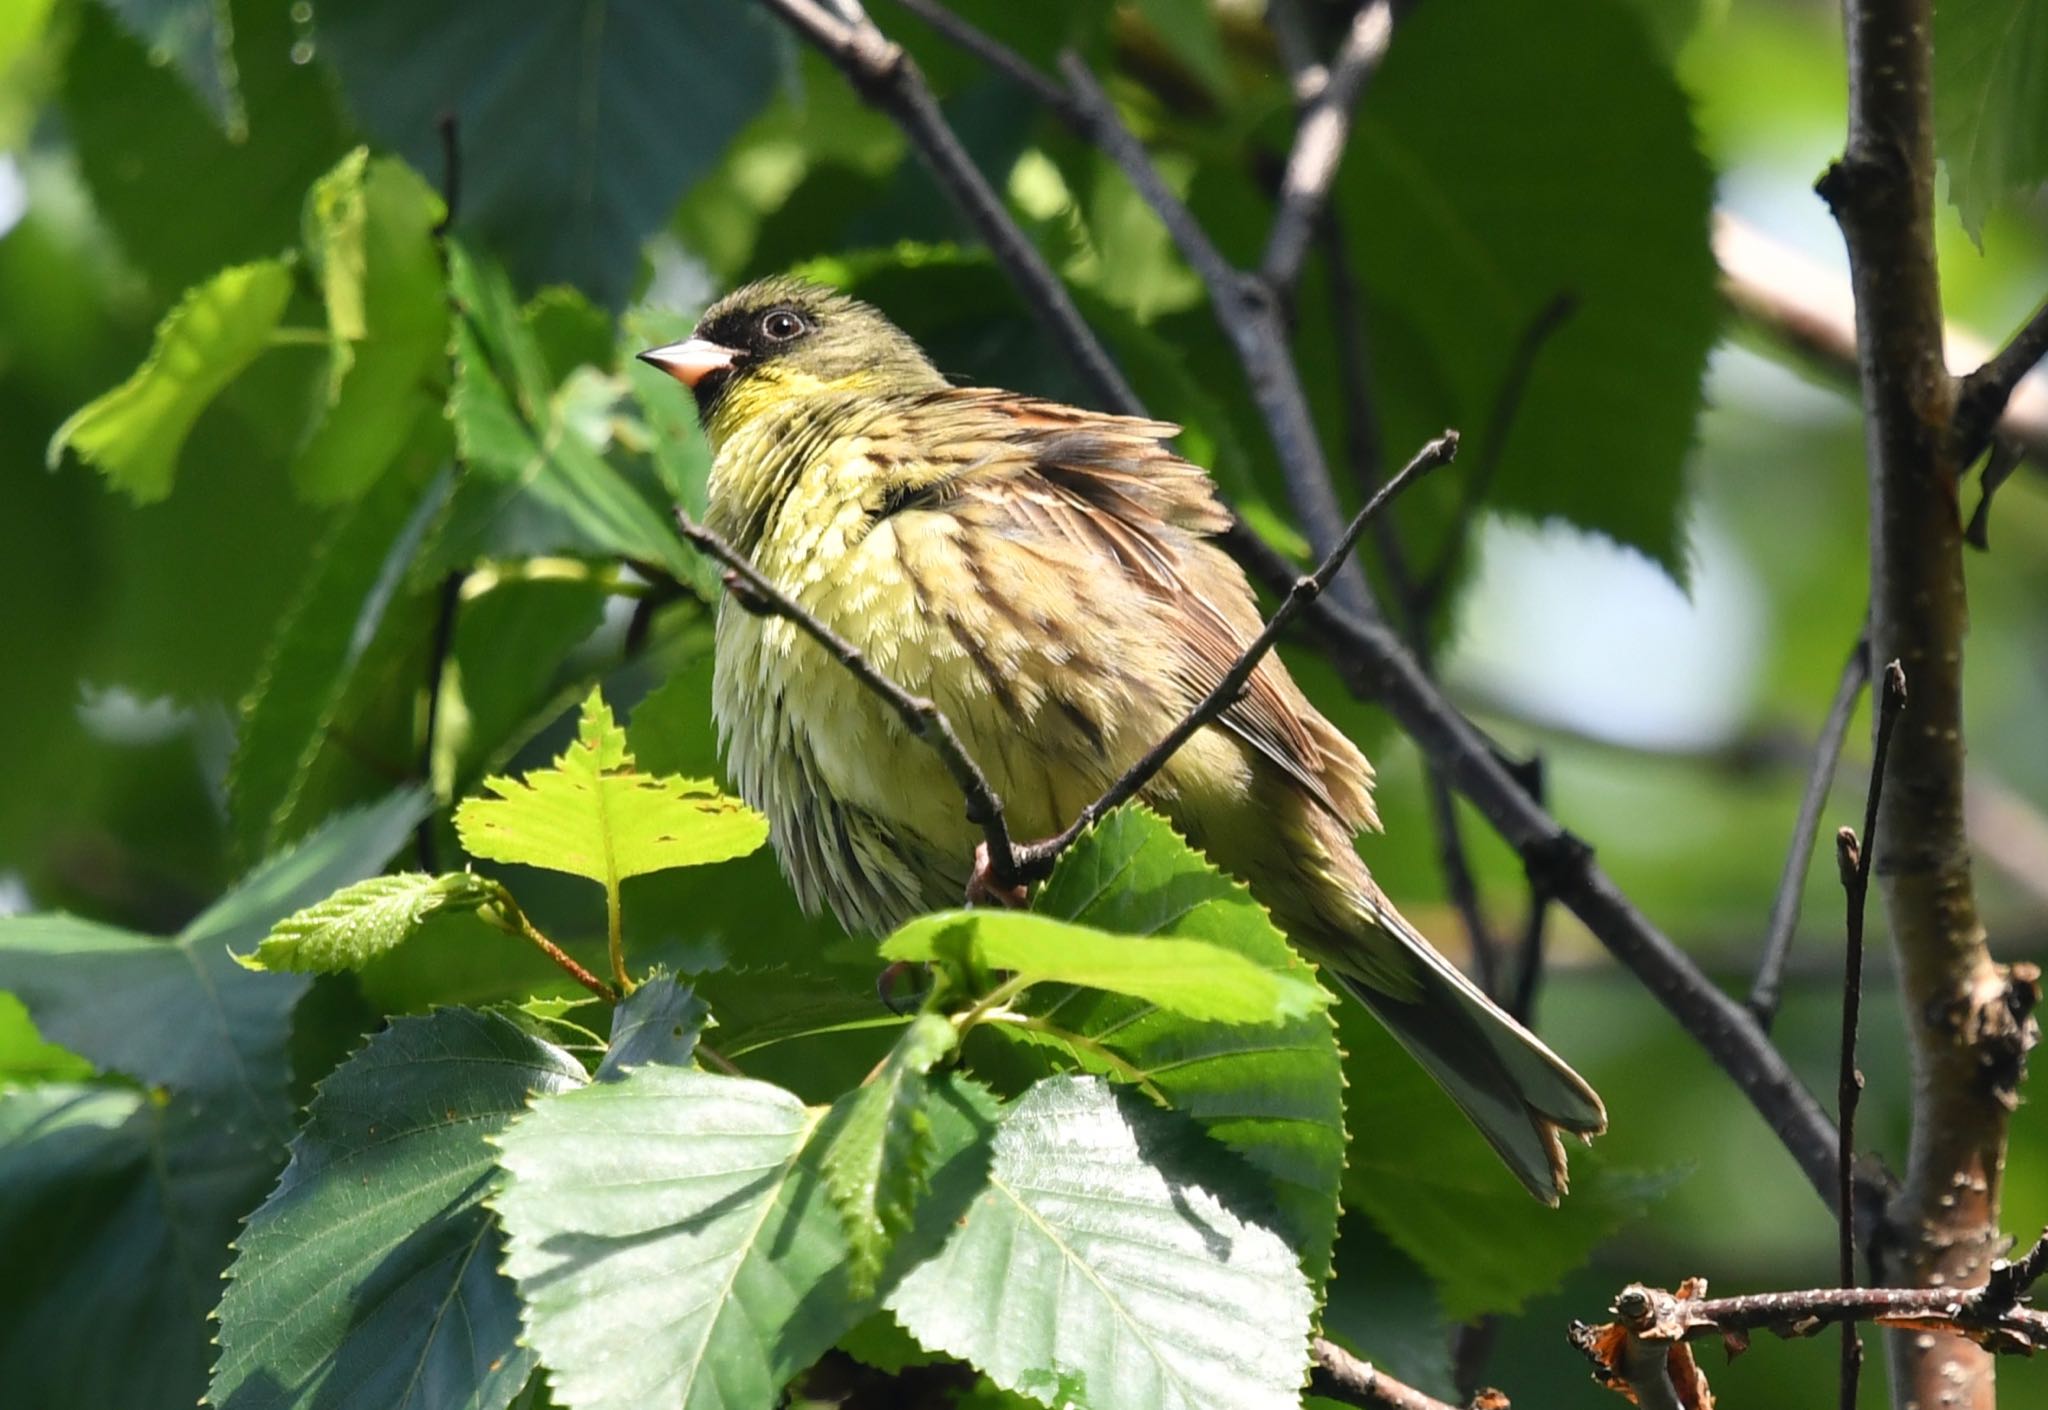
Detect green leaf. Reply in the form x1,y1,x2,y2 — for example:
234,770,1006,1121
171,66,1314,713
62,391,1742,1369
811,1012,959,1298
317,0,780,307
46,258,292,502
447,245,699,578
886,1075,1314,1410
885,910,1328,1026
1337,1005,1674,1320
1336,0,1717,577
597,972,710,1079
211,1008,587,1410
293,149,450,502
227,456,450,858
60,0,351,294
239,870,499,974
456,688,768,886
1935,0,2048,240
1008,806,1348,1282
97,0,238,130
493,1066,994,1410
0,788,428,1410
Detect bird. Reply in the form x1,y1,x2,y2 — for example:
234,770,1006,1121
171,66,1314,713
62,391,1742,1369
639,276,1605,1202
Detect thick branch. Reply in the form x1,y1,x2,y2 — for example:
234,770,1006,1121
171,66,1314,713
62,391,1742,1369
1819,1,2028,1405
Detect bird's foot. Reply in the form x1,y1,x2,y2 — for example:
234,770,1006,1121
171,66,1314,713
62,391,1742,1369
965,841,1030,910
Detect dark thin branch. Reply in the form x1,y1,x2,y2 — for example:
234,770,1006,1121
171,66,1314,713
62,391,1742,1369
480,891,618,1004
1259,0,1394,291
1748,632,1871,1030
1413,291,1579,617
673,510,1022,888
754,0,1143,418
1310,1338,1474,1410
433,110,460,234
890,0,1083,124
1955,293,2048,467
1057,52,1375,620
1008,433,1457,881
1833,659,1908,1410
1981,1226,2048,1313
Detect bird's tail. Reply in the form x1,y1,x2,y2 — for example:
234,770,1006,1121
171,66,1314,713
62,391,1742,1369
1334,896,1606,1204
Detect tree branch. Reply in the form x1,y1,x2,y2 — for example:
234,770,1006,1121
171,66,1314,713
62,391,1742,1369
673,510,1023,889
1955,294,2048,466
1817,1,2036,1404
1833,659,1908,1410
1747,632,1870,1030
1310,1338,1477,1410
1259,1,1394,291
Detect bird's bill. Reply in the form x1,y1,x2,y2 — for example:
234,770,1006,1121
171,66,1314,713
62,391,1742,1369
637,338,739,388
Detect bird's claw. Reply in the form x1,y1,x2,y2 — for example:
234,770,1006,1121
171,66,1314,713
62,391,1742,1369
965,841,1030,910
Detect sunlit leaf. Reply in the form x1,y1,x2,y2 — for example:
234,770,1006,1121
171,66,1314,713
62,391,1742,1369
886,1075,1314,1410
1934,0,2048,240
46,259,292,502
238,870,499,975
884,910,1328,1026
455,688,768,887
811,1012,959,1297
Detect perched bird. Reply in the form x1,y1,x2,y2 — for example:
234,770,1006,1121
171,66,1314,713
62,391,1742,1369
641,277,1605,1201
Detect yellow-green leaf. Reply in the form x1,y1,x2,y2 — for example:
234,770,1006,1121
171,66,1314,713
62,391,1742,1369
46,259,293,502
237,871,499,975
454,689,768,886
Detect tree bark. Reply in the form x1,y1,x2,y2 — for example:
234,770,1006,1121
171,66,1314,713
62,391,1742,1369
1819,2,2040,1407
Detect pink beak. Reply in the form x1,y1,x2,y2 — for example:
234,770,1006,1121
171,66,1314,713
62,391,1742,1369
637,338,739,388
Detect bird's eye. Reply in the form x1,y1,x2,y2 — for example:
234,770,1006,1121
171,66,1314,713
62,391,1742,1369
759,309,807,342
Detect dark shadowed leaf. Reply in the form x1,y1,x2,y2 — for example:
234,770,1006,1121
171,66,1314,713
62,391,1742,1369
210,1009,587,1410
317,0,781,307
597,972,710,1079
1934,0,2048,239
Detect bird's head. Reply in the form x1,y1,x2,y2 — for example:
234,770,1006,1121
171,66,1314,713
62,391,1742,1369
639,277,944,448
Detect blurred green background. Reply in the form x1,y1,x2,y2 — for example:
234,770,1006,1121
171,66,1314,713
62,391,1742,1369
2,0,2046,1406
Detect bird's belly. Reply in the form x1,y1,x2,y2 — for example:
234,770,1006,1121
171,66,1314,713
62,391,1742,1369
713,519,1156,930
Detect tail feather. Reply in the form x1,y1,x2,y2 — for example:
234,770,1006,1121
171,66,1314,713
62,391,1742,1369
1337,899,1606,1205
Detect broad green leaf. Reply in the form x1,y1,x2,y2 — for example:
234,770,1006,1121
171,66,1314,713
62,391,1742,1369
293,149,450,502
227,457,450,858
1007,806,1347,1282
1935,0,2048,240
886,1075,1314,1410
456,688,768,885
447,245,699,579
884,910,1328,1026
211,1009,586,1410
493,1067,993,1410
811,1012,960,1297
0,788,427,1410
1337,1005,1675,1320
60,0,351,293
597,972,710,1079
318,0,780,306
239,870,499,974
46,259,292,502
1336,0,1717,577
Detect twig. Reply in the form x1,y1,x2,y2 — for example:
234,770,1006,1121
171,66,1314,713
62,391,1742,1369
1413,291,1579,618
1955,294,2048,467
1057,52,1375,620
1007,433,1457,881
1309,1337,1475,1410
1259,1,1394,291
673,510,1022,887
1748,632,1871,1030
890,0,1083,124
1833,659,1907,1410
480,893,618,1004
752,0,1143,418
1980,1227,2048,1313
